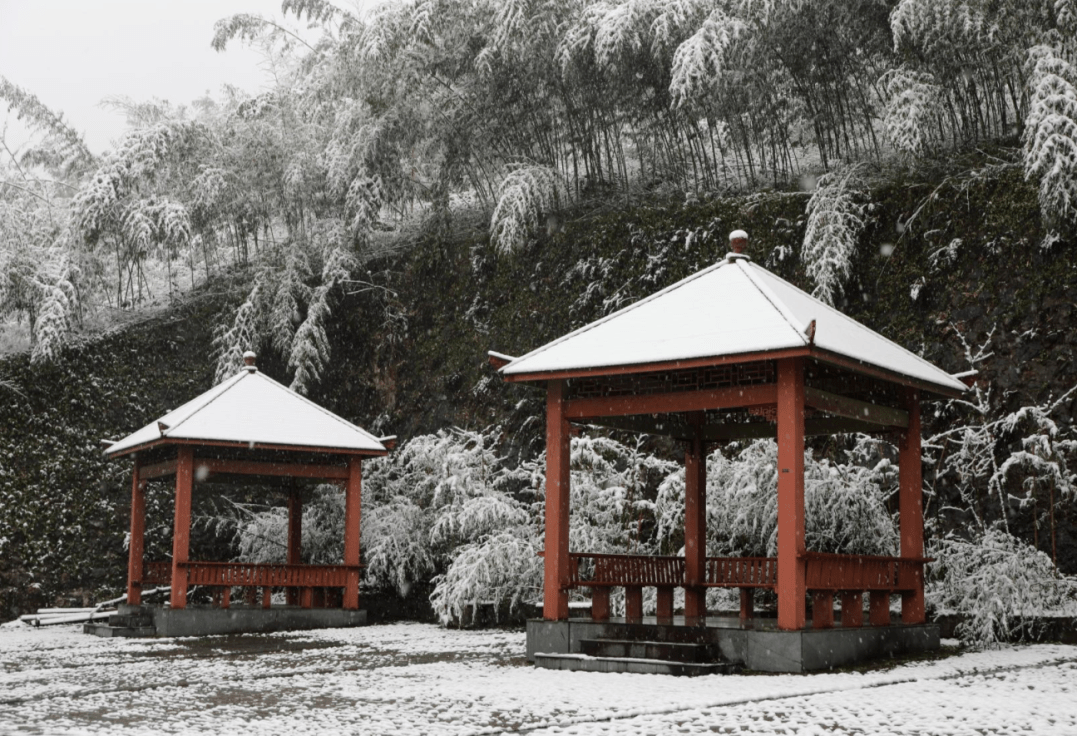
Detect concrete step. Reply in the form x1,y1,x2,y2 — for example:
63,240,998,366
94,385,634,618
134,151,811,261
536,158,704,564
580,638,717,663
107,613,154,628
83,622,156,638
535,652,736,676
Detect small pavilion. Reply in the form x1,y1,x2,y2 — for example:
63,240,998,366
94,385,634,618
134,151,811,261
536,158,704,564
91,352,392,637
491,232,968,672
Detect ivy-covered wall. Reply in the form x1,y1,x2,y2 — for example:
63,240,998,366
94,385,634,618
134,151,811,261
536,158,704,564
1,158,1075,619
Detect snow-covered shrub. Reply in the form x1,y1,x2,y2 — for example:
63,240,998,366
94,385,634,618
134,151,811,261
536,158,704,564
882,68,943,158
489,165,565,255
928,528,1072,647
429,527,541,626
801,166,869,306
656,437,897,558
29,254,78,365
1023,43,1077,233
224,484,347,565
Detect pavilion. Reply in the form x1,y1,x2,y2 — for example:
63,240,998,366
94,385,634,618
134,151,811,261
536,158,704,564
87,352,392,638
490,232,969,673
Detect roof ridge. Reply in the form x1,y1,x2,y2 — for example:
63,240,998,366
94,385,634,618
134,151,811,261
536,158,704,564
251,372,386,447
750,266,966,391
502,258,732,373
162,370,249,437
737,260,809,346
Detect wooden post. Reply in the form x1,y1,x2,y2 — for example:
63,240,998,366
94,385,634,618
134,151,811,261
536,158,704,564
869,591,890,626
656,586,674,625
544,380,571,620
812,591,834,629
841,592,863,628
625,586,643,623
127,457,146,606
170,447,194,610
263,587,272,609
591,588,610,622
900,388,925,625
777,358,806,630
287,488,303,606
684,412,707,626
343,456,362,610
739,588,754,626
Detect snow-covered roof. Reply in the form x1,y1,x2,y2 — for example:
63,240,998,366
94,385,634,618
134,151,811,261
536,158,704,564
499,254,967,395
106,368,387,457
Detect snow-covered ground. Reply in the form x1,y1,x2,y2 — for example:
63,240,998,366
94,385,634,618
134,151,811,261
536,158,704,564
1,621,1075,735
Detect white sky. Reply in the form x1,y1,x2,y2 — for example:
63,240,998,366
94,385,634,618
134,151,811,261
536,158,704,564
0,0,372,156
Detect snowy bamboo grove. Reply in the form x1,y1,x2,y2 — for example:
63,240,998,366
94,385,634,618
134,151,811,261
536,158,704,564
2,0,1077,645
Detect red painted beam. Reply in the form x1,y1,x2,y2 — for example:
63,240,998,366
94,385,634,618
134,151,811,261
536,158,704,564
776,358,806,630
170,447,194,610
501,348,810,383
544,380,571,620
197,458,350,480
343,457,362,610
684,412,706,626
110,438,389,459
900,388,926,624
564,383,777,420
127,459,146,606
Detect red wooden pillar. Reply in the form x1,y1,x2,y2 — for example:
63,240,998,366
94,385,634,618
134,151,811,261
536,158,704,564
624,586,643,623
841,592,863,628
343,456,362,610
127,457,146,606
286,488,303,606
776,358,806,630
591,587,610,621
684,412,707,626
739,588,754,626
812,591,834,629
900,388,925,624
170,446,194,610
869,591,891,626
544,380,571,620
656,586,674,625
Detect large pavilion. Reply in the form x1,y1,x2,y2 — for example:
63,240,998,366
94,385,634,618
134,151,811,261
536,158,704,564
491,233,969,673
89,352,391,638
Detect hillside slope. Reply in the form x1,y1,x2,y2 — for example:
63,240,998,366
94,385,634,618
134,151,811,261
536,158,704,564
1,158,1075,618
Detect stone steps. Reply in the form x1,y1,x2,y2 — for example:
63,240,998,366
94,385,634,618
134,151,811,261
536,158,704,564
83,622,156,638
579,638,719,663
536,636,737,676
534,651,736,676
83,606,156,638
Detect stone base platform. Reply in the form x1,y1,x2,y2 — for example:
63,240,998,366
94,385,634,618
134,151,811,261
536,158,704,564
527,616,939,673
85,604,367,638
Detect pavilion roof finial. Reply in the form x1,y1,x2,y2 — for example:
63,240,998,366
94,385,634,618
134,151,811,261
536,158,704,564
243,351,257,372
728,229,749,259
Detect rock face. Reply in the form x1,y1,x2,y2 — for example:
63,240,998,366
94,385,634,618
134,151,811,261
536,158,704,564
2,160,1075,618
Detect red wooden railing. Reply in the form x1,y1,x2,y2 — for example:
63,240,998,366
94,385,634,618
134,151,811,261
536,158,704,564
142,561,172,585
705,556,777,587
803,551,928,592
138,561,361,588
568,553,685,587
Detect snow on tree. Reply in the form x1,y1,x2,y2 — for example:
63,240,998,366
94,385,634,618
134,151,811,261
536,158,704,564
1023,43,1077,234
882,68,943,158
801,165,869,306
929,527,1073,647
489,164,566,255
29,253,78,365
668,8,747,109
656,436,897,560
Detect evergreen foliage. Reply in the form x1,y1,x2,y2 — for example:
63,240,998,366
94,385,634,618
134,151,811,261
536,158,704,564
801,166,869,306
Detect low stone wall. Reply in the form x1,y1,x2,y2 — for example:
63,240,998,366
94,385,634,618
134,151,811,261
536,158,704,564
527,618,940,673
152,606,367,637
